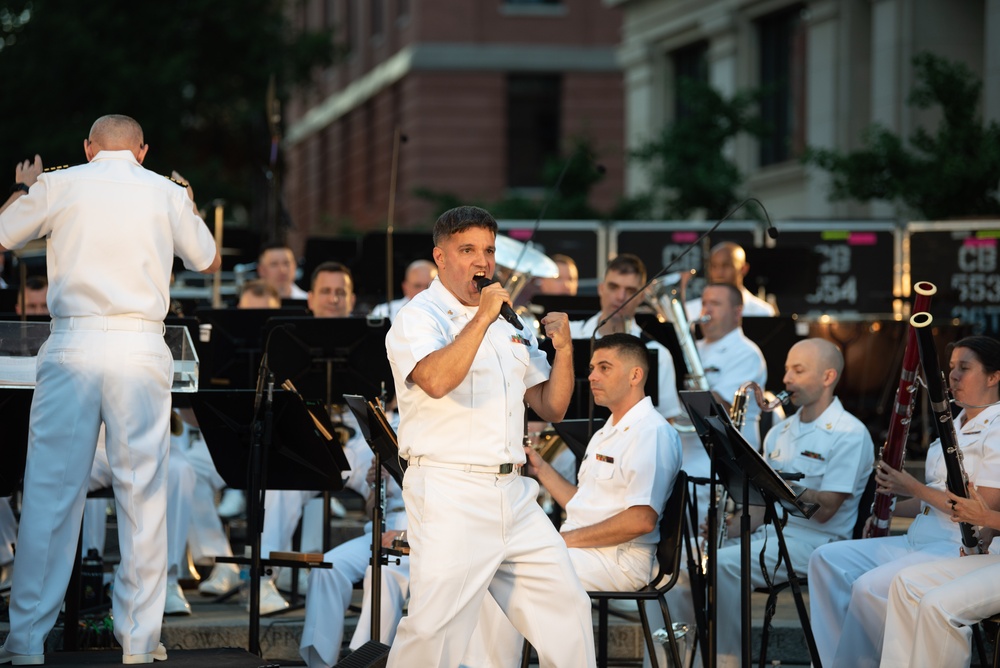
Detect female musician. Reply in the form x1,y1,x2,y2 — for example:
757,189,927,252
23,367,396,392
880,484,1000,668
808,336,1000,668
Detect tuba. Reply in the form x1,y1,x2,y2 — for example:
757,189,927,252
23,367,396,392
646,270,710,392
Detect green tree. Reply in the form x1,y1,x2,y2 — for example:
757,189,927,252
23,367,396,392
0,1,338,238
629,78,768,220
803,52,1000,220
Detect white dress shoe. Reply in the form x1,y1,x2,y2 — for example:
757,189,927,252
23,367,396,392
0,643,45,665
217,488,245,519
256,578,289,615
122,642,167,664
197,563,241,596
164,582,192,616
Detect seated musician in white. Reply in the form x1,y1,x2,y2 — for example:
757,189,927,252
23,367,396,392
694,338,873,668
460,333,683,667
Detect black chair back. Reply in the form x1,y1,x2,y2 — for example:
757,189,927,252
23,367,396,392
649,469,689,592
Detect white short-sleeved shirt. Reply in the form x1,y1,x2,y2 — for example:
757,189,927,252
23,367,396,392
370,297,409,321
685,287,777,320
906,403,1000,546
764,397,874,539
697,327,768,450
0,150,217,320
561,397,683,545
569,314,682,420
386,278,550,467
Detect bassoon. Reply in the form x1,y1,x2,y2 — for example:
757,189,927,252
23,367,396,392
868,281,936,537
911,311,980,553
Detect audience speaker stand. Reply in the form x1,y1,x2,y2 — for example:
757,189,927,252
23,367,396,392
343,394,408,667
190,386,347,658
681,390,820,668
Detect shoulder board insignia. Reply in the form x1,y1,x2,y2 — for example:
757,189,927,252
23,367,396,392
42,165,70,172
165,175,189,188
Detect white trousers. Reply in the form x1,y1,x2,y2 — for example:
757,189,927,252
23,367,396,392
0,497,16,565
6,329,172,656
808,532,962,668
171,434,233,563
386,466,596,668
880,554,1000,668
85,431,196,581
462,541,656,668
299,527,410,667
261,489,325,560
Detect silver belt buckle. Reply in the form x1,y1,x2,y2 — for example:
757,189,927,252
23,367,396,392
498,463,514,474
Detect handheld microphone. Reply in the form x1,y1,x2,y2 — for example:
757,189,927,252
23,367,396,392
474,276,524,330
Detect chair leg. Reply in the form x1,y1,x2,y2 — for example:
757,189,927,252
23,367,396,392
519,637,532,668
758,589,780,668
598,599,609,668
637,600,659,668
657,595,685,668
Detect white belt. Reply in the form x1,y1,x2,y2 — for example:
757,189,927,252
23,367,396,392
51,316,165,335
409,456,521,475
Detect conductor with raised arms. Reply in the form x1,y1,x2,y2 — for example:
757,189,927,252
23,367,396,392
384,205,596,667
0,114,220,665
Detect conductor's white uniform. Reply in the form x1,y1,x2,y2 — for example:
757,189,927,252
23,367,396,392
385,278,595,668
809,403,1000,668
0,149,217,657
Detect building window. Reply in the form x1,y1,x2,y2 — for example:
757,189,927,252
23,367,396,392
671,41,708,120
757,4,806,166
507,74,561,189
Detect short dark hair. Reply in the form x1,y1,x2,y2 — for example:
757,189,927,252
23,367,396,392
605,253,646,284
239,279,280,301
24,276,47,291
949,335,1000,376
593,333,650,385
259,243,294,260
310,261,353,291
432,206,497,246
704,282,743,307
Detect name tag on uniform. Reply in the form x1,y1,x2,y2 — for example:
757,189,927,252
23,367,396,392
801,450,826,461
596,454,614,464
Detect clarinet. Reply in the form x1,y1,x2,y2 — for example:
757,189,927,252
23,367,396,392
869,281,936,538
911,312,980,553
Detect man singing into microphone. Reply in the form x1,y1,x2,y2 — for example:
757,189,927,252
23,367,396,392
384,205,595,667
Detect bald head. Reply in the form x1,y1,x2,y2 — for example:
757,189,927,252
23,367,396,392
782,338,844,419
707,241,749,289
85,115,147,163
402,259,437,299
798,338,844,379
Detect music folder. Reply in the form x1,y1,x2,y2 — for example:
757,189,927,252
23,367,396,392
343,394,406,488
680,390,816,518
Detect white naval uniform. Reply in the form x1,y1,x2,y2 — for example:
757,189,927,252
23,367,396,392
385,277,596,668
462,396,683,668
84,426,197,589
696,327,767,451
569,314,683,421
300,477,409,668
172,422,234,566
290,283,309,300
705,397,873,668
0,149,217,656
809,403,1000,668
369,296,409,322
685,287,777,321
881,553,1000,668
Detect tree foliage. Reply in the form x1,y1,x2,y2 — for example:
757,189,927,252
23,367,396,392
803,52,1000,220
628,78,768,220
0,0,338,236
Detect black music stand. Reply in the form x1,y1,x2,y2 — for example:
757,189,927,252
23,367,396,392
264,316,394,407
344,394,406,651
193,308,308,389
550,418,604,462
681,390,819,668
190,388,347,657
